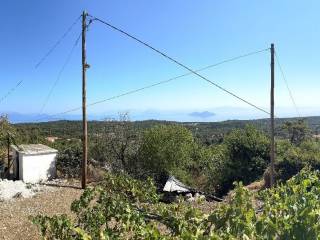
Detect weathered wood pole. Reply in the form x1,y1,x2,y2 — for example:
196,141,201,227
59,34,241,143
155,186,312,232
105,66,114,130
270,43,275,187
81,11,88,189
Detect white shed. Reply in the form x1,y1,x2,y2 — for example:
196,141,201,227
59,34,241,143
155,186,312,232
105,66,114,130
11,144,58,183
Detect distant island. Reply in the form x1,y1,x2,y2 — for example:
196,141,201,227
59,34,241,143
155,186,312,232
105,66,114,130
189,111,216,118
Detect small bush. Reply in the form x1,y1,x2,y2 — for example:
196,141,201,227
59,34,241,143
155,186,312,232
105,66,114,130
275,139,320,181
216,125,270,195
56,143,82,178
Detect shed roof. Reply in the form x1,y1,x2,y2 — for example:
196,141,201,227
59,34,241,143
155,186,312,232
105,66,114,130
11,144,58,155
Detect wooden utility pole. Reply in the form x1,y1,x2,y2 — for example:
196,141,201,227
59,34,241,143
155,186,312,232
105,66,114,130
270,43,275,187
81,11,88,189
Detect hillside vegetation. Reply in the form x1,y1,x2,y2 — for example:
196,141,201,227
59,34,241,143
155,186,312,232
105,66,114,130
2,114,320,238
32,168,320,239
9,115,318,194
13,115,320,144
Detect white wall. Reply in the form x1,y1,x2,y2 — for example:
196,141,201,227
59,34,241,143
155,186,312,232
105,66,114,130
20,153,57,183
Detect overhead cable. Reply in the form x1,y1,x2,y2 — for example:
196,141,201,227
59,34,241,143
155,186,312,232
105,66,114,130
89,14,270,115
275,51,301,117
0,80,23,104
38,32,82,115
35,15,81,69
0,15,81,105
36,49,269,121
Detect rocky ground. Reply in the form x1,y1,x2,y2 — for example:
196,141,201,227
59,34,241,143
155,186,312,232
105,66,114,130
0,179,82,240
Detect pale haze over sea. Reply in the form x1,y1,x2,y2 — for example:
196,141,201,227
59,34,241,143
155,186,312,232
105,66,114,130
3,106,319,123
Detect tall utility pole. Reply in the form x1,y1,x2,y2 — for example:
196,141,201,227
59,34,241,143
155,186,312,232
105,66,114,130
270,43,275,187
81,11,88,189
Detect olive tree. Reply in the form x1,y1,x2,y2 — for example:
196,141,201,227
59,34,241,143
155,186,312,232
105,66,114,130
282,120,310,145
137,124,196,185
90,113,140,173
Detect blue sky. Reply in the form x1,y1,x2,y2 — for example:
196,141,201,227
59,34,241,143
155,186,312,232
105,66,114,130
1,1,320,122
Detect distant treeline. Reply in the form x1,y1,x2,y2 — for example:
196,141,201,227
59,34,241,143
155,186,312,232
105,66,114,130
14,116,320,144
3,114,319,197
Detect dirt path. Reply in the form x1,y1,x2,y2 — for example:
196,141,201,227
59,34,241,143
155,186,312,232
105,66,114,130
0,183,82,240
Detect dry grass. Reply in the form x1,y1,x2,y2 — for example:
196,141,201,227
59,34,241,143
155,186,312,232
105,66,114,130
245,179,265,192
0,180,82,240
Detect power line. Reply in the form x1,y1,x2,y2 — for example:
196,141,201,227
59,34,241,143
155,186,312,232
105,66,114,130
89,14,270,115
38,32,82,115
0,80,23,104
275,51,301,117
39,19,95,114
0,15,81,106
36,49,269,122
35,15,81,69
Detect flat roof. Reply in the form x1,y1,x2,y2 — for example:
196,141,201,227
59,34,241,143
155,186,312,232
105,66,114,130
11,144,58,155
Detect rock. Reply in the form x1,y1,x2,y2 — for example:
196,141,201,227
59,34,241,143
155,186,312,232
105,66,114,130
0,179,37,201
13,192,22,199
185,193,193,198
186,196,195,202
194,193,206,201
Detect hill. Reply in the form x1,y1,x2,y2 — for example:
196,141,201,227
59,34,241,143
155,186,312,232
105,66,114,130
14,116,320,144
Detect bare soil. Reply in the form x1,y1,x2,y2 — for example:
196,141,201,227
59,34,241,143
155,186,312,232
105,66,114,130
0,181,82,240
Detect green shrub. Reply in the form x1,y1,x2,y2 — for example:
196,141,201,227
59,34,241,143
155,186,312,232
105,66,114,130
0,115,15,161
32,168,320,239
56,142,82,178
257,168,320,239
275,139,320,181
137,125,197,185
217,125,270,194
282,119,311,145
190,144,227,192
